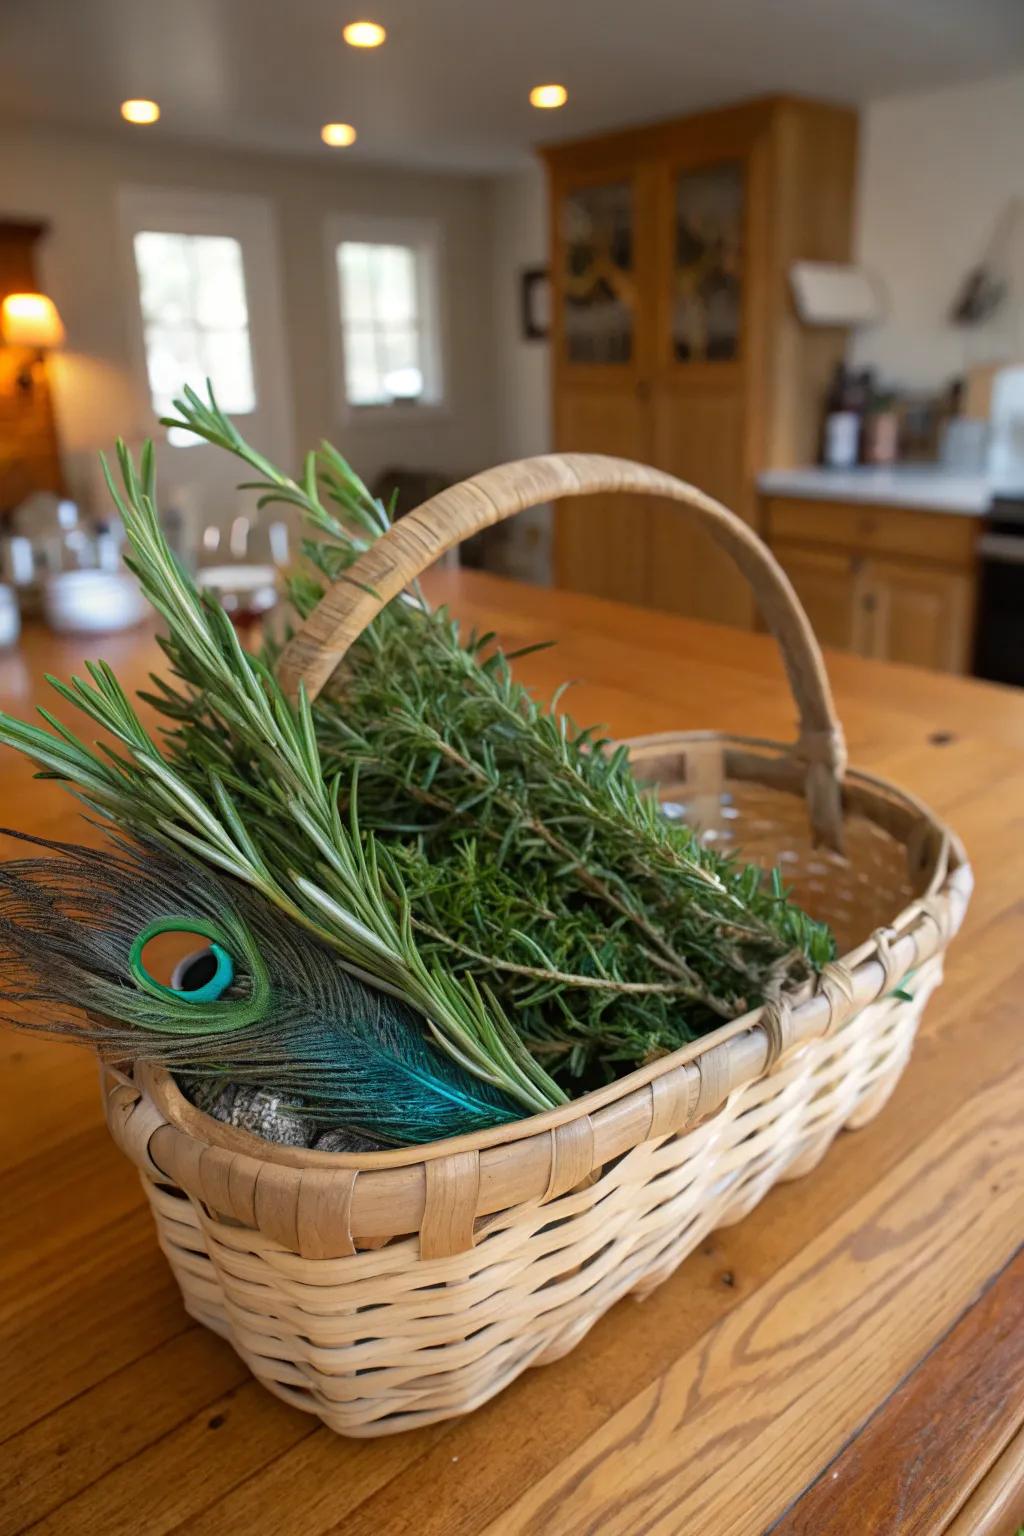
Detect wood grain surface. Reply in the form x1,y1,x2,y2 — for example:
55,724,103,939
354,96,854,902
772,1247,1024,1536
1,569,1023,1535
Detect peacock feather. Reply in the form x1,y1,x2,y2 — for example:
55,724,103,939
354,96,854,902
0,830,519,1144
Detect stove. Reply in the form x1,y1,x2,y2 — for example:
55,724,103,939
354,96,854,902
974,491,1024,687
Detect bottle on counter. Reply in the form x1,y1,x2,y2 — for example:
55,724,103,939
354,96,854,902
821,364,864,469
862,388,900,465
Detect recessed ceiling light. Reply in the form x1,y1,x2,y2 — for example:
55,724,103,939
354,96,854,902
121,98,161,125
343,20,386,47
321,122,357,147
529,84,568,109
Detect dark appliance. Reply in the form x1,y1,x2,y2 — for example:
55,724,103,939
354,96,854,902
974,492,1024,687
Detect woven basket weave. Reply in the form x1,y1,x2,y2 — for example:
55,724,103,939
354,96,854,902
101,454,971,1437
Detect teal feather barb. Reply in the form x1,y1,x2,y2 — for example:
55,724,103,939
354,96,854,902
0,830,519,1144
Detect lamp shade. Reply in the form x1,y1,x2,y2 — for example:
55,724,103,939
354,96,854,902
2,292,65,349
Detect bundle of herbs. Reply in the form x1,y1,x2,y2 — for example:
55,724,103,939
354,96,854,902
0,387,834,1143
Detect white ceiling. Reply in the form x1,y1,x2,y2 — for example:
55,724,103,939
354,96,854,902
3,0,1024,173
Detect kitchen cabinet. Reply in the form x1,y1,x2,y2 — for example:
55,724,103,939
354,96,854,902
543,97,858,627
763,495,981,674
772,545,867,654
859,560,975,674
552,386,654,608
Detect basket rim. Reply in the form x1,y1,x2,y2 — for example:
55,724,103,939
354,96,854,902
139,728,971,1173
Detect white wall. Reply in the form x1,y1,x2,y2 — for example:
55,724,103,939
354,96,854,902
852,68,1024,390
490,162,550,463
487,162,552,581
0,119,498,524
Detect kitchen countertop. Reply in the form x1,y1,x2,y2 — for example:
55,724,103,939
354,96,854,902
758,464,992,514
2,572,1024,1535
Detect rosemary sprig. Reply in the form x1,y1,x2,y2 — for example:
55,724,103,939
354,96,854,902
0,432,562,1113
0,383,835,1107
157,387,834,1087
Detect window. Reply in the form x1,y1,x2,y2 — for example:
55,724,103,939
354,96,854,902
331,218,443,411
132,231,256,423
119,187,291,464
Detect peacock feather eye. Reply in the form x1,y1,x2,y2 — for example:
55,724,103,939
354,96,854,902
170,944,235,1003
129,918,236,1004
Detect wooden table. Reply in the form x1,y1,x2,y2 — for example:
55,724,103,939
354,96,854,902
2,570,1023,1536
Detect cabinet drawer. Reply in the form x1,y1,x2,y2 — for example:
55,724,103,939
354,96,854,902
769,538,976,673
765,497,979,569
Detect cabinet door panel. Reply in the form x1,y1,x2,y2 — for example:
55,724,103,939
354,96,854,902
771,544,860,653
866,560,974,674
670,161,744,365
649,387,752,628
552,161,657,384
554,389,652,606
560,180,636,368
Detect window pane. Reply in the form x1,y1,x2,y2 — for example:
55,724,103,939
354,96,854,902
336,236,433,407
133,229,258,429
338,242,373,323
134,232,192,325
382,364,423,401
381,319,423,402
193,236,249,329
200,329,256,413
338,240,418,323
381,325,420,376
143,324,204,415
343,325,385,406
375,245,417,323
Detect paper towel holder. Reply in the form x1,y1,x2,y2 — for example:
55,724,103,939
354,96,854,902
790,262,885,328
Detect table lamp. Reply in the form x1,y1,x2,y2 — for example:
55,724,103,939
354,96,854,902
1,291,65,394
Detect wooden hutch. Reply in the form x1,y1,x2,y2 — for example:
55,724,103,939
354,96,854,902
542,95,857,629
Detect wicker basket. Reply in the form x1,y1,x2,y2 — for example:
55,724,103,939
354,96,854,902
101,454,971,1437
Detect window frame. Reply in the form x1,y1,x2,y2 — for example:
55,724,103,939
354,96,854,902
325,212,447,425
118,186,292,462
132,228,256,430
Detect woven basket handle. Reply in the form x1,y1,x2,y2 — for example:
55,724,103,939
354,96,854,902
278,453,846,846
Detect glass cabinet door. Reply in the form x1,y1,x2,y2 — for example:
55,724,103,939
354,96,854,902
672,162,743,363
560,181,635,366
